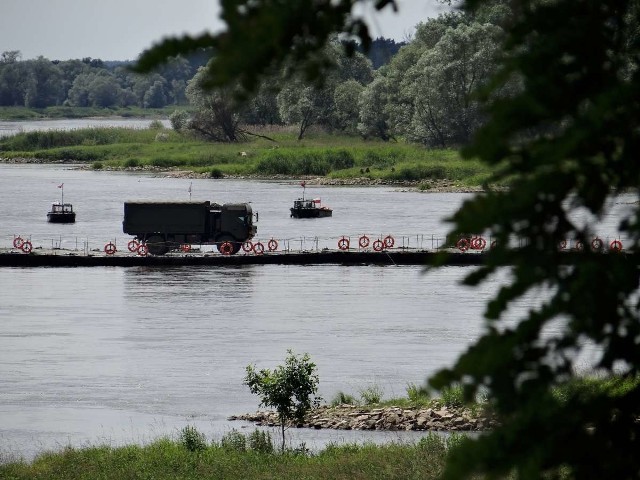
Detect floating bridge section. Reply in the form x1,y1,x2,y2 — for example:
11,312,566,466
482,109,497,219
0,248,484,267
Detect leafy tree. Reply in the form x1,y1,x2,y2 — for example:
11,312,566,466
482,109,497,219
277,82,332,140
143,79,168,108
333,79,364,134
427,0,640,478
357,75,394,141
241,80,282,126
276,41,373,139
67,71,123,108
244,350,321,451
403,21,503,147
184,66,245,142
364,37,406,69
0,50,21,64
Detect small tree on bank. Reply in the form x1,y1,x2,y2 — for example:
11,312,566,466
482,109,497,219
244,350,321,451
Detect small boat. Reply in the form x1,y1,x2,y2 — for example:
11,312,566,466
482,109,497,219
290,181,332,218
47,183,76,223
47,202,76,223
290,198,333,218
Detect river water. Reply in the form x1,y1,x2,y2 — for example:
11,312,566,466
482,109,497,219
0,118,171,138
0,158,633,461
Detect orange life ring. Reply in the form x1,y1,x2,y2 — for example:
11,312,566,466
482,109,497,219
181,244,191,252
558,239,567,250
242,241,253,253
383,235,395,249
104,242,117,255
253,242,265,255
127,239,139,252
338,236,350,251
220,241,234,255
471,237,486,250
137,244,148,256
591,238,604,251
359,235,370,248
575,240,584,251
21,240,33,253
610,240,623,251
372,239,384,252
13,236,24,249
456,238,470,252
268,238,278,251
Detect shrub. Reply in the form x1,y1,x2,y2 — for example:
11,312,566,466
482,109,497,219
417,433,447,456
124,158,140,168
179,425,207,452
360,151,396,169
255,153,294,175
331,391,357,406
210,167,224,178
221,429,246,452
326,149,355,170
441,384,464,408
359,384,384,405
248,429,274,453
406,383,430,404
91,161,103,170
169,110,190,131
148,119,164,130
244,350,321,451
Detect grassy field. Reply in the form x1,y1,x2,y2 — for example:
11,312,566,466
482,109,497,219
0,429,459,480
0,124,496,189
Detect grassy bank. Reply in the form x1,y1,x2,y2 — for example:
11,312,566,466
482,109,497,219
0,125,496,189
0,430,458,480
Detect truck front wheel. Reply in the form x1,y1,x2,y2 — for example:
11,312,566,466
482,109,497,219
146,234,168,256
216,236,240,255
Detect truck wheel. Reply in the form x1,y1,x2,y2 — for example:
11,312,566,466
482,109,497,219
146,235,168,256
216,236,240,255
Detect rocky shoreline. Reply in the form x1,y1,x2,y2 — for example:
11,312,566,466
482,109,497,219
229,404,497,432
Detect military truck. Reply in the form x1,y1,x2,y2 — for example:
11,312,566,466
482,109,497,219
122,201,257,255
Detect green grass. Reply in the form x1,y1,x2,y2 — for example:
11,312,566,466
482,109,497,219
0,125,497,187
0,432,454,480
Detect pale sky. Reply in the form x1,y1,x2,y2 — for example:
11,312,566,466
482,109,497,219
0,0,451,61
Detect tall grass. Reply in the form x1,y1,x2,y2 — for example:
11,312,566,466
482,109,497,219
0,429,454,480
0,126,497,186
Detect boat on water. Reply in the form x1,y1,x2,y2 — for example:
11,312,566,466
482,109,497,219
47,202,76,223
290,198,333,218
290,181,332,218
47,183,76,223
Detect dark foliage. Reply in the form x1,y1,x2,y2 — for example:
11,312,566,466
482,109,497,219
429,0,640,478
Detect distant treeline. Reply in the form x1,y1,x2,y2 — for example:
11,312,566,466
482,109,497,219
0,38,404,110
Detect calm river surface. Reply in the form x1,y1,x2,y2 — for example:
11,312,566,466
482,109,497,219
0,160,631,461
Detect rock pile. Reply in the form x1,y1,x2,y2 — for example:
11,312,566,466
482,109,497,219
229,404,497,432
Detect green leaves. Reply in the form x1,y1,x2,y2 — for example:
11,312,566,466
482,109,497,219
431,0,640,477
244,350,320,450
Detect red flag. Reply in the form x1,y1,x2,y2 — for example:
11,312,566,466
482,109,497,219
58,183,64,188
300,181,306,188
313,198,321,204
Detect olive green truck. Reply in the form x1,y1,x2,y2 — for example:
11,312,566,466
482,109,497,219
122,201,257,255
